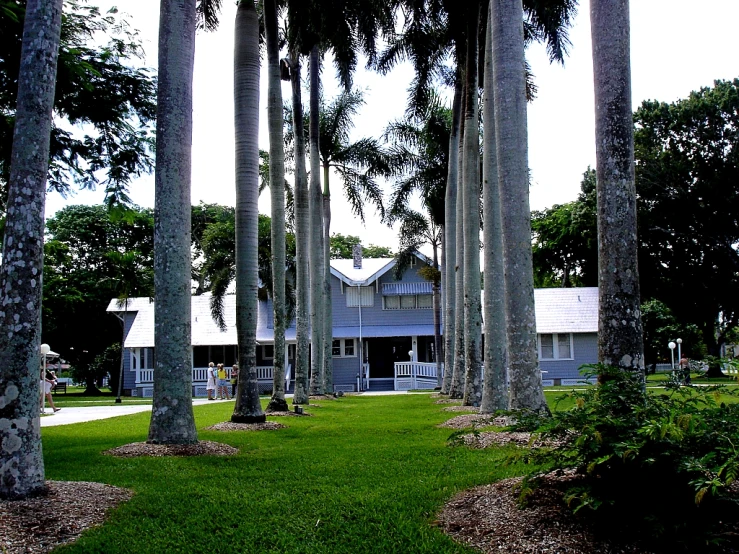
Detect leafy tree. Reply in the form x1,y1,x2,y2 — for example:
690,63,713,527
0,0,157,218
0,0,63,501
635,79,739,356
641,299,705,370
531,169,598,288
43,205,154,393
329,233,392,259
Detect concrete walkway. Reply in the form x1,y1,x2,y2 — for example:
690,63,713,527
39,398,228,427
39,391,417,427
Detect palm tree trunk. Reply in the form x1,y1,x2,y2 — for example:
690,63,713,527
432,241,442,388
289,50,311,405
591,0,644,373
231,0,265,423
322,164,333,394
442,71,463,395
264,0,288,412
491,0,548,413
462,2,483,407
0,0,63,500
148,0,199,442
481,1,508,414
308,45,324,398
450,104,467,400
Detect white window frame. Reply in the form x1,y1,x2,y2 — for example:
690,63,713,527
383,294,433,310
346,286,374,307
332,338,356,358
538,333,574,361
262,344,274,360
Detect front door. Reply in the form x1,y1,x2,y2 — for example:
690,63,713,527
367,337,412,379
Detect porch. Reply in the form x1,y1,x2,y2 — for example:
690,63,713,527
132,366,279,397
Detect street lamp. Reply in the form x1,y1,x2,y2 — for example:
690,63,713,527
676,338,682,362
40,343,50,414
668,341,676,370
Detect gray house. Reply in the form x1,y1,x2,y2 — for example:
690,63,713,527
107,256,598,396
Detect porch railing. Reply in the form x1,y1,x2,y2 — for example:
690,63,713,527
394,362,439,390
135,366,273,385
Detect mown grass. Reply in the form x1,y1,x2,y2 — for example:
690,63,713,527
43,394,529,553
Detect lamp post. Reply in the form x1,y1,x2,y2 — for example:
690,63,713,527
676,338,682,362
668,341,676,370
40,343,50,414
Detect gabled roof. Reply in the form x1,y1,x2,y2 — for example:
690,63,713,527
329,257,395,286
533,287,598,334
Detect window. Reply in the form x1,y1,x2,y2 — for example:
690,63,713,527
383,296,400,310
262,344,274,360
346,286,374,307
383,294,433,310
538,333,574,360
332,339,356,357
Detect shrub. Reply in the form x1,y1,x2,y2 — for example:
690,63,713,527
512,364,739,552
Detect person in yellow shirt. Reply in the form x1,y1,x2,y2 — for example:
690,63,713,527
217,363,231,400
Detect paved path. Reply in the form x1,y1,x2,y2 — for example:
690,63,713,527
39,391,417,428
39,399,227,427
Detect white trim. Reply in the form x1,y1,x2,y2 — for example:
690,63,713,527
332,338,357,358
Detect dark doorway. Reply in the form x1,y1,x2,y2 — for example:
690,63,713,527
367,337,412,378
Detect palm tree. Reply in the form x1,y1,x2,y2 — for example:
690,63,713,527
590,0,644,373
480,1,507,413
491,0,548,413
383,95,451,387
460,2,483,408
0,0,63,500
285,48,311,405
442,77,463,395
450,110,466,400
231,0,266,423
308,45,325,397
264,0,289,412
147,0,202,444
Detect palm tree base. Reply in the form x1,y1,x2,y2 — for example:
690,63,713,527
266,397,289,412
230,413,267,424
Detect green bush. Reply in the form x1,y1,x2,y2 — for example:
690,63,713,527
513,364,739,552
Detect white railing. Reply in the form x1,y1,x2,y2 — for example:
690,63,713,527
394,362,439,390
363,362,370,390
136,366,272,385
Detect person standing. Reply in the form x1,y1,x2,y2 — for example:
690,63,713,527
40,368,60,413
206,362,217,400
217,363,230,400
230,364,239,398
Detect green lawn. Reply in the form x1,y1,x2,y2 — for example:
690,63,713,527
44,394,527,553
48,387,153,407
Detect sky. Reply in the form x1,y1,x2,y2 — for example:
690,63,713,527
45,0,739,252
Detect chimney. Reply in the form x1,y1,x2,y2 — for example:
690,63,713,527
353,243,363,269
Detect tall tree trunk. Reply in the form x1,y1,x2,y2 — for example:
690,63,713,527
481,1,508,414
231,0,265,423
591,0,644,373
432,242,442,388
0,0,63,500
308,45,324,398
491,0,548,413
442,72,463,395
462,3,483,408
289,50,310,405
148,0,199,443
264,0,288,412
450,107,467,400
322,164,333,394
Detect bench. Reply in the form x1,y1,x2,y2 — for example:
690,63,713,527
52,382,67,394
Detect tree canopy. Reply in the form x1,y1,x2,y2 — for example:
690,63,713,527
0,0,157,220
329,233,393,259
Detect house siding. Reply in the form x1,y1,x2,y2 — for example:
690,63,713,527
122,312,137,392
539,333,598,382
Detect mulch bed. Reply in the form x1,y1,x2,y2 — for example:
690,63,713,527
0,481,133,554
442,405,481,413
434,398,462,405
437,472,653,554
206,421,286,432
438,414,510,429
103,440,238,458
265,410,314,417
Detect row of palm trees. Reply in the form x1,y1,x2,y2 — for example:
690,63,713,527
0,0,644,500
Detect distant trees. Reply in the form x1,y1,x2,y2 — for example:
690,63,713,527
329,234,393,259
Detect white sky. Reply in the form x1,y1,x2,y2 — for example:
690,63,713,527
45,0,739,252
